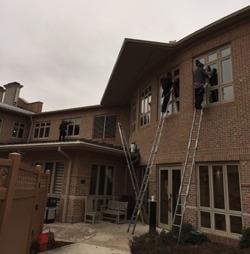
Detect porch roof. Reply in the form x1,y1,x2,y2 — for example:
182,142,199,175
0,140,124,156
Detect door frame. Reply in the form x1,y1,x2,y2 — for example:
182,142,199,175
158,166,181,229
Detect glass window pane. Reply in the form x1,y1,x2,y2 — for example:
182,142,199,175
39,127,44,138
199,166,210,207
98,166,106,195
230,216,242,234
160,170,168,224
209,89,219,103
200,211,211,228
45,127,50,137
93,116,104,138
213,166,225,209
208,64,218,86
215,213,226,231
222,85,234,101
74,124,80,135
221,58,233,83
221,47,231,57
67,125,73,136
106,167,113,195
227,165,241,211
105,115,117,138
89,165,98,195
34,128,39,138
208,53,217,62
18,127,24,138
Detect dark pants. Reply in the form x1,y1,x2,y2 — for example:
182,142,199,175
161,94,171,113
195,86,204,109
59,131,66,141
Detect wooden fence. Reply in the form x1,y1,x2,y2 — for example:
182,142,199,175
0,153,50,254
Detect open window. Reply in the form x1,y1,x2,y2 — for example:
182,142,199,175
159,68,180,116
64,118,80,137
194,45,233,105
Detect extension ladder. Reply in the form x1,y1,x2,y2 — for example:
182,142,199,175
172,108,203,243
118,122,146,224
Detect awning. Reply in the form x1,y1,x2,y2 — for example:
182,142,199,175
0,140,124,156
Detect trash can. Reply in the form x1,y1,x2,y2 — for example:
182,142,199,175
44,198,57,223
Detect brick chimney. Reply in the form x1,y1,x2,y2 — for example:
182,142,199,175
0,86,5,103
3,82,23,106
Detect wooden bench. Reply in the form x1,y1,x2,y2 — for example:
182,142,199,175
102,200,128,224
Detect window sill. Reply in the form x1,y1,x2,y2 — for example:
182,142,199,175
204,99,234,109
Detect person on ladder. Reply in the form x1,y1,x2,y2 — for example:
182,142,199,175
161,72,173,113
193,60,209,110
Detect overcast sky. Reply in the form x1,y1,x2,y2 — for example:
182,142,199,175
0,1,249,111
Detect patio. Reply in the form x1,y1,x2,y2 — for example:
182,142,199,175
41,222,148,254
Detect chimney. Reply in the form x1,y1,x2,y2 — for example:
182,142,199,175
3,82,23,106
0,86,5,103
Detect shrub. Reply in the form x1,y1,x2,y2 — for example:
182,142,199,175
180,223,208,244
240,228,250,249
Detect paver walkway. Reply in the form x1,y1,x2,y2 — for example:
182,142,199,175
41,222,148,254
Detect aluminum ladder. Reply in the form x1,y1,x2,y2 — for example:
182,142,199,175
172,108,203,243
118,122,146,224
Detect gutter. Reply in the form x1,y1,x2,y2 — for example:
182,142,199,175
58,146,72,223
0,141,124,155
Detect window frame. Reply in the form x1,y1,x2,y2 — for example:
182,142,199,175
64,118,81,137
33,121,51,139
139,85,152,127
197,163,243,238
158,67,180,118
92,115,117,139
12,122,25,139
194,45,234,106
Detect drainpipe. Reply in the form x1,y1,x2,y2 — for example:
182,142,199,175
58,146,72,223
27,115,33,143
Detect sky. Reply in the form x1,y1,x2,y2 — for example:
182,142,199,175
0,0,249,111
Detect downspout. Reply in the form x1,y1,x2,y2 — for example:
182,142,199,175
27,115,33,143
58,146,72,223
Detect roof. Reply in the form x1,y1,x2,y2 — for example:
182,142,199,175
0,139,124,156
101,6,250,106
34,104,103,116
0,102,34,116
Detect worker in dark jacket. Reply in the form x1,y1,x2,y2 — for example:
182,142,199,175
161,72,173,113
59,120,71,141
193,60,209,109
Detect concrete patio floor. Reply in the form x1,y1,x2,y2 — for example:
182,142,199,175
41,222,148,254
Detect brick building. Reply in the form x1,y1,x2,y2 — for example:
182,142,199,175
0,6,249,241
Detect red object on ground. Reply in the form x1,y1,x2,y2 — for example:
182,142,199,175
38,231,49,252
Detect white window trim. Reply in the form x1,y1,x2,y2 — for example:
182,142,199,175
158,68,180,118
139,85,152,127
197,163,243,238
194,45,234,106
33,121,51,139
64,118,81,137
12,122,25,139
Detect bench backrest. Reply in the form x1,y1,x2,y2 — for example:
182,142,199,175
108,200,128,212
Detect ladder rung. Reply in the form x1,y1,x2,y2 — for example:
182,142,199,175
175,214,182,217
172,224,181,227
